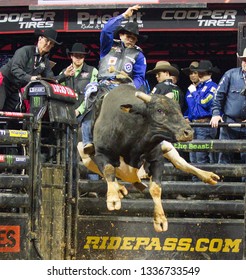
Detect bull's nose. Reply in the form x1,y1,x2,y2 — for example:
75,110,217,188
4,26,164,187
184,128,194,140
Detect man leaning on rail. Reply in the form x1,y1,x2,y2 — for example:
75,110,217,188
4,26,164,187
210,48,246,181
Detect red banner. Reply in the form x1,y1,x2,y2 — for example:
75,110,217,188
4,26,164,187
0,225,20,253
50,84,77,99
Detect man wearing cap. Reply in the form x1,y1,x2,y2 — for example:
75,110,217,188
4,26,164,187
210,48,246,178
147,61,185,113
183,60,219,166
0,28,63,111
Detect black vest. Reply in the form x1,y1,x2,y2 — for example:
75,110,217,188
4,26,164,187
61,63,96,108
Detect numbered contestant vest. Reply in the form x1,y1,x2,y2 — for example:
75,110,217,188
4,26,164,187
98,40,142,82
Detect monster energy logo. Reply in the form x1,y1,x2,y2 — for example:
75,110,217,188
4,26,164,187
172,89,179,102
33,96,41,107
6,155,13,164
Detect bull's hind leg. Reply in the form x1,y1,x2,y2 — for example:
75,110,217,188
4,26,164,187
149,180,168,232
104,163,128,211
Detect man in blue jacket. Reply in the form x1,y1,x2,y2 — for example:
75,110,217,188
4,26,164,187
98,4,148,92
185,60,220,166
210,49,246,180
82,4,148,154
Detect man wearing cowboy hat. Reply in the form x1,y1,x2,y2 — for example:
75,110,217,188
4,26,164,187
181,61,200,166
210,48,246,178
81,5,149,154
147,61,185,113
185,59,219,167
0,28,62,111
181,61,200,122
97,4,148,92
59,42,98,156
59,42,98,115
181,61,200,90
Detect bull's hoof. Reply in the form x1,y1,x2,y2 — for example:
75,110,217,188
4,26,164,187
154,219,168,232
106,199,121,211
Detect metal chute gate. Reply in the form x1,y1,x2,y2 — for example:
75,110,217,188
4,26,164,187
0,80,78,260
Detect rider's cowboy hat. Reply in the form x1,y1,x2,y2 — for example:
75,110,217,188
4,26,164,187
147,61,179,76
181,61,199,75
237,48,246,59
195,60,220,74
114,22,148,43
35,28,62,45
66,43,90,56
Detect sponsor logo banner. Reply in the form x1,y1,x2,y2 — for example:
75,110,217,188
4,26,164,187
68,8,245,31
76,218,244,259
0,225,20,253
0,8,65,33
0,111,24,117
50,84,77,98
9,130,28,138
0,8,245,33
83,235,242,253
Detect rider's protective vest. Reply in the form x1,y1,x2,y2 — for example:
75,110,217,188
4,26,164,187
98,40,142,82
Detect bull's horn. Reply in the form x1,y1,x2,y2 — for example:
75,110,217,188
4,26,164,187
135,91,152,103
165,92,174,99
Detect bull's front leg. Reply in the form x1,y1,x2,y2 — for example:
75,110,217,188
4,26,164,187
149,180,168,232
103,163,128,211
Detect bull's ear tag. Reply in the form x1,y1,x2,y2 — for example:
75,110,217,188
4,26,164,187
120,104,132,113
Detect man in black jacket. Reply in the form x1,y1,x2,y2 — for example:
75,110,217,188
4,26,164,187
0,28,64,111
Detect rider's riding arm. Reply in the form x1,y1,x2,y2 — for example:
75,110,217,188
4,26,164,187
100,14,126,59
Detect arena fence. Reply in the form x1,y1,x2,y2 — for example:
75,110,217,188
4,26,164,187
76,124,246,260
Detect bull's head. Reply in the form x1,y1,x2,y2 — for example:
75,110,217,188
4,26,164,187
121,91,193,143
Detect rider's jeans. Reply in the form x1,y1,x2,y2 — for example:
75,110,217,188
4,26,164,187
81,112,93,146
